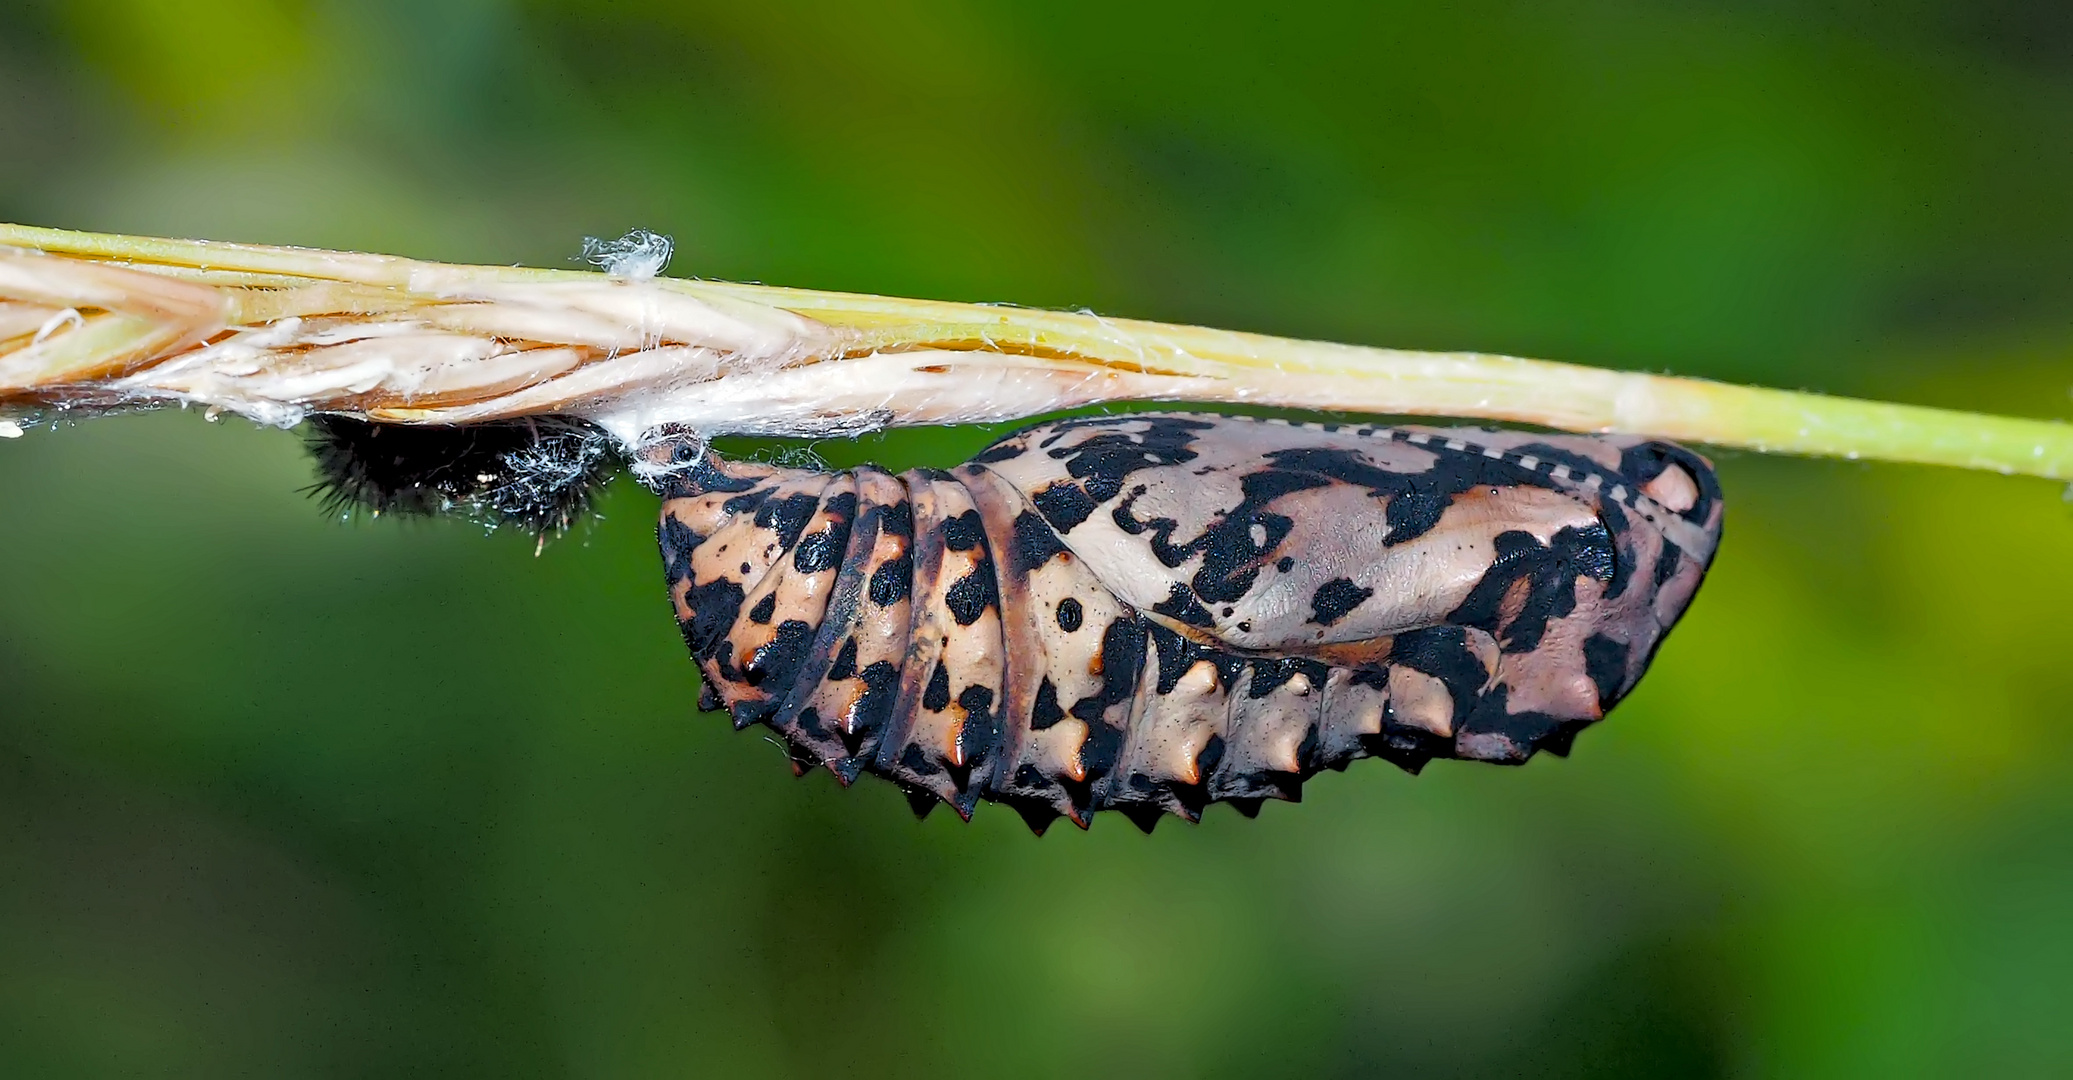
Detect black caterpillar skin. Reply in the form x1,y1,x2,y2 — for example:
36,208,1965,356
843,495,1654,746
306,415,623,537
649,414,1724,833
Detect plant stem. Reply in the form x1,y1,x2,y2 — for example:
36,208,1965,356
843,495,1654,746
3,223,2066,480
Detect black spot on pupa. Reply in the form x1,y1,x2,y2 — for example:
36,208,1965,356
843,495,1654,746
1389,626,1488,723
1043,415,1212,503
845,661,901,755
1079,717,1125,784
794,705,831,744
1447,525,1614,653
1031,678,1066,730
745,618,816,695
1108,472,1305,601
1563,523,1617,582
1307,578,1374,626
1653,543,1684,588
879,499,915,538
1245,656,1328,699
1031,481,1099,533
676,448,757,491
942,564,999,626
747,593,777,624
1151,581,1216,628
1010,509,1068,572
970,440,1027,464
682,579,746,660
1068,617,1147,728
791,527,844,573
728,699,768,731
1295,724,1321,771
956,684,997,739
1455,685,1574,763
868,553,912,606
828,637,859,681
1055,596,1083,632
1147,625,1196,695
942,509,987,552
721,488,773,516
1619,440,1721,523
1583,633,1630,707
1260,442,1529,549
658,515,704,577
753,492,821,552
821,489,858,521
923,663,951,712
897,740,952,789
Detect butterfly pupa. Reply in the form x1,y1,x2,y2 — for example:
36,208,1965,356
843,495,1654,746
649,413,1722,834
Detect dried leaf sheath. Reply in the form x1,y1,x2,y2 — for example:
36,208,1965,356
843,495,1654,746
1,223,2068,480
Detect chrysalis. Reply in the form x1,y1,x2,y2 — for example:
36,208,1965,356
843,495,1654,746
650,413,1723,833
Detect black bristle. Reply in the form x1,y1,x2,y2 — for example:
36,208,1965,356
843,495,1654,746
303,415,625,539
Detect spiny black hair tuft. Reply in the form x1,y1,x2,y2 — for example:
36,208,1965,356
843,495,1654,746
303,415,626,539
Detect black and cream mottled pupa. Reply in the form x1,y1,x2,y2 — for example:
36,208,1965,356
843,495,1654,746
649,413,1723,834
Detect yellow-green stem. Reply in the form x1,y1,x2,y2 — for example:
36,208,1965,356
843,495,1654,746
4,222,2067,480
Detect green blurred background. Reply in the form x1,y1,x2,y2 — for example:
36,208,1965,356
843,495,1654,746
4,1,2072,1076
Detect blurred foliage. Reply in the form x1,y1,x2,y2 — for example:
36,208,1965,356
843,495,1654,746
3,1,2072,1076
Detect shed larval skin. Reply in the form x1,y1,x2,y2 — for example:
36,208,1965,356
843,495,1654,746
650,413,1724,834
